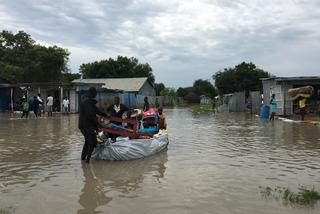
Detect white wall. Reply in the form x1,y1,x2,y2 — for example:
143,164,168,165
263,79,293,115
70,89,77,112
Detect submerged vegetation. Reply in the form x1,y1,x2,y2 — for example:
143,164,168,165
260,186,320,207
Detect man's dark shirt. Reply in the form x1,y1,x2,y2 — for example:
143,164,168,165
143,102,150,111
107,104,129,125
79,98,106,130
107,104,129,118
32,99,40,110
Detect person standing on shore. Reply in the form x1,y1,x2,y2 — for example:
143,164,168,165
269,94,277,121
47,94,53,117
63,97,70,114
79,87,106,163
21,98,29,118
32,96,40,117
37,94,43,117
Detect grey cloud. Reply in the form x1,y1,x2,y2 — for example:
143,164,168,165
1,0,320,86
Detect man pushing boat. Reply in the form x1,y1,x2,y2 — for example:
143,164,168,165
79,87,107,163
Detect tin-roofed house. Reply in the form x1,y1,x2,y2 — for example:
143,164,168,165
0,78,75,112
72,77,155,96
72,77,156,110
261,76,320,116
183,92,201,104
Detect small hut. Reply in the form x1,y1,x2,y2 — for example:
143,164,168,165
261,76,320,115
200,95,211,104
183,92,201,104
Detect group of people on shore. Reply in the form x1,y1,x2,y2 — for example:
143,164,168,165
269,93,319,121
20,94,70,118
79,87,167,163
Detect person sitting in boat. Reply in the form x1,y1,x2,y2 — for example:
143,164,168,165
106,96,130,125
96,99,108,113
157,107,167,130
143,96,150,111
138,108,159,134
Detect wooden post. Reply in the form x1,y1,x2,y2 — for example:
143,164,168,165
60,86,63,112
26,88,29,100
282,82,286,116
10,87,13,112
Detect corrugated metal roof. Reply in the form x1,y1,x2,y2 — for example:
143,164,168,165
0,84,11,88
72,77,149,92
261,76,320,82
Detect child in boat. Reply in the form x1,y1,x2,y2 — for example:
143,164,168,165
157,107,167,130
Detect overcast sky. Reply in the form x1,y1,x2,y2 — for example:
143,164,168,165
1,0,319,87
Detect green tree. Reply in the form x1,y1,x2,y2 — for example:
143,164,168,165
176,87,193,97
80,56,155,84
0,30,69,83
61,72,81,82
193,79,217,98
176,79,217,98
160,87,176,97
154,83,165,96
213,62,270,95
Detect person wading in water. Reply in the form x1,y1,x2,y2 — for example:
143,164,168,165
299,97,307,121
79,87,106,163
269,94,277,121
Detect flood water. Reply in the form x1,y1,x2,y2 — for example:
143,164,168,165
1,108,320,214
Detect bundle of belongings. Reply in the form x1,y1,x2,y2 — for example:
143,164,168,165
94,107,169,160
288,86,314,101
96,108,163,143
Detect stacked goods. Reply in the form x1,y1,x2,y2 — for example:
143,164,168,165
96,108,160,139
93,108,169,161
288,86,314,100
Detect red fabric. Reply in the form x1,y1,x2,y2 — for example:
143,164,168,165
142,108,157,117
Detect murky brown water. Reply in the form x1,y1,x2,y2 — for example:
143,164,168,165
1,108,320,214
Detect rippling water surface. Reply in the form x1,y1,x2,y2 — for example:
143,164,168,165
1,108,320,214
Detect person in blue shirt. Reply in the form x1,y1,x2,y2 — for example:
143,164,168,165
269,94,277,121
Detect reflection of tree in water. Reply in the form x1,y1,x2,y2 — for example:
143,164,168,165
77,151,168,213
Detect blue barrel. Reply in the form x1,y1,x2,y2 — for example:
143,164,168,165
260,105,270,119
